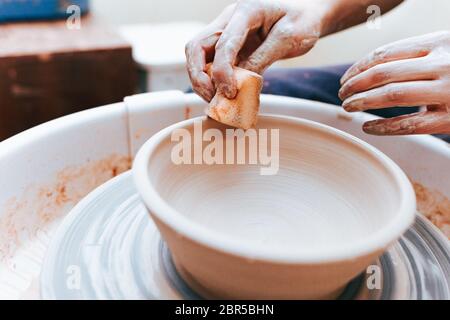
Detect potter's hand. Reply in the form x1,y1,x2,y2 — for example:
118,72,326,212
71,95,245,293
340,31,450,135
185,0,327,101
186,0,404,102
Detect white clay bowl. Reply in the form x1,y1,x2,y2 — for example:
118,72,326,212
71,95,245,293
133,114,416,299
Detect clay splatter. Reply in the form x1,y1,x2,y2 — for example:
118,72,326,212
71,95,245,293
0,154,131,261
413,182,450,239
336,112,353,122
134,128,153,141
184,106,192,120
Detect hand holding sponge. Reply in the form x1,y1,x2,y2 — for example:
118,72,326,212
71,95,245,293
206,64,263,130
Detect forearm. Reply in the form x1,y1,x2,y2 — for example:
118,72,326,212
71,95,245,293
315,0,404,37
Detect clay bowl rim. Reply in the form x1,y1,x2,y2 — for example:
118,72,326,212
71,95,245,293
133,114,416,264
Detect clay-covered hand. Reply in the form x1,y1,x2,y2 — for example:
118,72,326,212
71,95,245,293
339,31,450,135
185,0,326,101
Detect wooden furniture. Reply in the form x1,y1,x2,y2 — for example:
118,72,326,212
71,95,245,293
0,16,137,140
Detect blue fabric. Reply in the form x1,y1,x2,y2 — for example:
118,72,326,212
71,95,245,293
0,0,89,22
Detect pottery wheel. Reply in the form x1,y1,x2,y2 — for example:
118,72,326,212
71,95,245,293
41,172,450,300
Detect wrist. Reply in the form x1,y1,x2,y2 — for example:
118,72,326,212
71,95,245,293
311,0,382,37
299,0,343,38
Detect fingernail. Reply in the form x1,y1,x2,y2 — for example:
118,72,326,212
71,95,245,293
196,87,214,102
204,91,214,102
338,88,346,101
340,73,351,85
221,84,236,99
363,121,386,135
341,68,357,85
342,98,362,112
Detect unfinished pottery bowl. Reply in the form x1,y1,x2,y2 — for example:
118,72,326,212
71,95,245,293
133,114,416,299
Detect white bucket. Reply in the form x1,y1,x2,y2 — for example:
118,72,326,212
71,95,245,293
0,92,448,299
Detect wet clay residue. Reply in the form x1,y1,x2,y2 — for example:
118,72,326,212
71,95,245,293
413,182,450,239
184,106,192,120
134,128,147,141
0,154,131,261
336,112,353,122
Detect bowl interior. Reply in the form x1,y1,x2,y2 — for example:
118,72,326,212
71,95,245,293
145,115,406,253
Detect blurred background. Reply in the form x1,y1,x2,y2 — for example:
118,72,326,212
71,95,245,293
91,0,450,66
1,0,450,140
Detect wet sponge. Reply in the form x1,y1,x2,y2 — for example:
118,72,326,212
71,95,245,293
207,66,263,130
